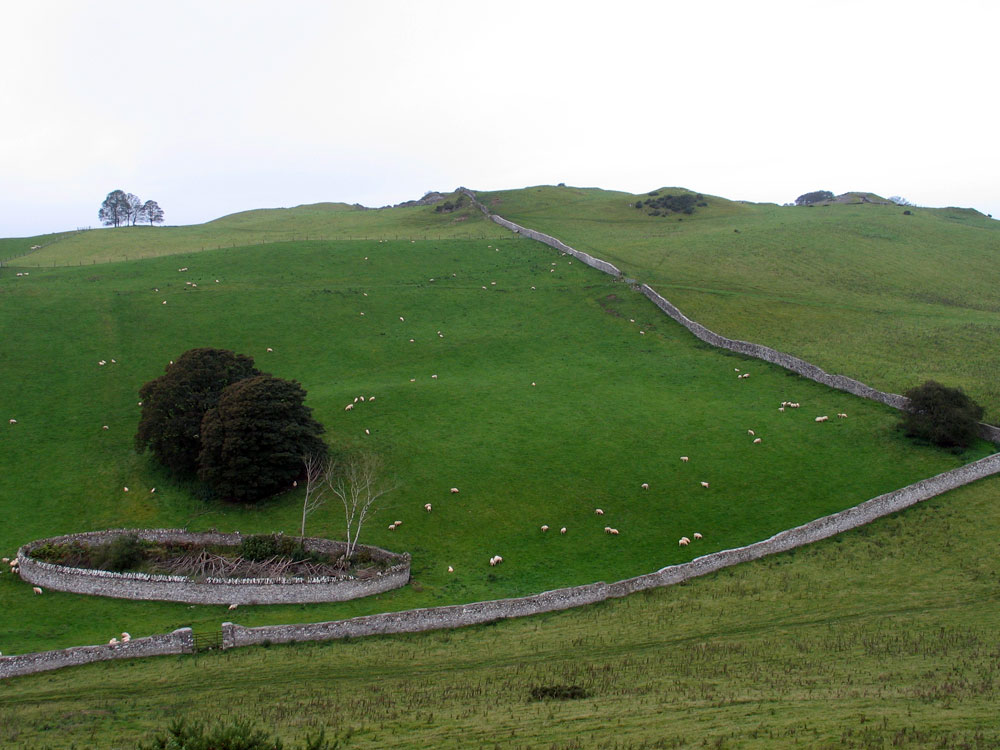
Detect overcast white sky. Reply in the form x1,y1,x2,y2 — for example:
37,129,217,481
2,1,997,237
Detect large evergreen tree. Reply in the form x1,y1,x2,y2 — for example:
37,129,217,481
135,348,261,476
198,375,327,503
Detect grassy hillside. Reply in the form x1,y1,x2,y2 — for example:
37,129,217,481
2,478,998,748
1,193,502,267
0,235,987,656
480,185,1000,422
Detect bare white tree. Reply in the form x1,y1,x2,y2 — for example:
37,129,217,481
328,452,397,560
300,453,330,539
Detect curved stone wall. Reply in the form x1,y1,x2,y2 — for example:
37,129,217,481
16,529,410,605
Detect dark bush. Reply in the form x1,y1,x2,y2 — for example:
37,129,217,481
794,190,834,205
142,718,337,750
197,375,327,503
93,534,146,572
529,684,591,701
136,348,261,477
239,533,302,561
904,210,913,215
900,380,984,451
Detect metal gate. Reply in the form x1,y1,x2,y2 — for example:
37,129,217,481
192,629,224,652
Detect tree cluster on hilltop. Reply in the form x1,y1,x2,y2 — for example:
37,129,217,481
794,190,834,206
136,348,327,503
634,191,708,217
99,189,164,227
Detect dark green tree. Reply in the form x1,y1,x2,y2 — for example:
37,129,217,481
98,189,130,227
141,199,165,226
135,348,261,477
794,190,834,206
900,380,984,451
198,375,327,503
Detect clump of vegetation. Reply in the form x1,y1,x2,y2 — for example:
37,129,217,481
634,192,707,217
239,533,302,561
794,190,834,206
434,195,466,213
528,684,591,701
136,348,327,503
91,533,146,572
900,380,985,451
141,719,337,750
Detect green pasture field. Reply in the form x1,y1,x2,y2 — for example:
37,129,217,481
1,479,998,748
480,186,1000,422
0,195,501,267
0,235,988,659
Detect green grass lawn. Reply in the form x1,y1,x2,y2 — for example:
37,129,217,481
1,477,997,749
480,185,1000,422
1,236,987,658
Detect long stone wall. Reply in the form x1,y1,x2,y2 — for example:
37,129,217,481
0,628,193,680
222,453,1000,649
460,188,999,444
17,530,410,605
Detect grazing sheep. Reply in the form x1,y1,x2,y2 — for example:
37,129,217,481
266,347,273,353
838,412,848,418
447,566,453,572
424,503,432,512
121,632,131,642
369,396,375,402
604,526,612,533
748,429,755,436
431,374,438,379
560,527,567,534
345,403,354,411
700,482,710,488
609,528,619,535
123,487,129,492
693,532,703,540
399,316,405,321
388,523,397,531
753,437,762,444
595,508,604,515
680,456,689,462
32,586,42,594
815,416,829,422
641,483,649,490
229,603,238,610
540,525,549,532
364,429,370,435
109,638,119,645
394,520,402,526
102,425,109,430
778,407,785,412
8,419,16,425
450,487,459,494
678,537,690,547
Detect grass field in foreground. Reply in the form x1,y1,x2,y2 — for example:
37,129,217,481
0,236,988,656
480,185,1000,422
1,477,997,749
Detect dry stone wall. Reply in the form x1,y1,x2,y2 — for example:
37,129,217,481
460,189,998,444
17,530,410,605
0,628,193,680
222,454,1000,650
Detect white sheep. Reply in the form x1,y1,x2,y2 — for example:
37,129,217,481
121,632,131,642
102,425,109,430
345,403,354,411
431,374,438,379
838,412,848,418
609,528,619,535
450,487,459,494
748,429,755,436
693,532,703,540
123,486,129,492
388,523,397,531
641,483,649,490
753,437,762,444
394,520,402,526
815,416,829,423
595,508,604,516
229,603,238,610
424,503,432,512
32,586,42,594
560,527,567,535
8,419,16,425
604,526,612,533
700,482,710,488
109,637,119,645
678,537,690,547
680,456,689,462
447,566,454,573
540,525,549,532
266,347,273,353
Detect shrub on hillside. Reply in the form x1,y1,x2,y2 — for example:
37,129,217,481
136,348,261,476
900,380,984,451
142,719,337,750
794,190,834,206
92,533,146,572
633,192,707,217
198,375,327,503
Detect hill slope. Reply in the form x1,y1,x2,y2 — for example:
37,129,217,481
479,185,1000,421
